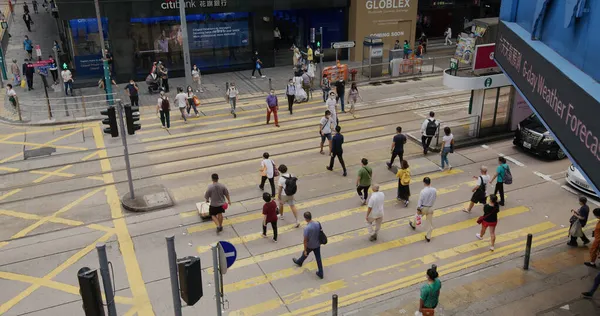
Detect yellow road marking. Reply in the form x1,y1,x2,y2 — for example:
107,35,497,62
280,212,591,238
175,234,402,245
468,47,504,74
92,123,154,315
222,207,529,293
30,169,76,178
0,209,112,232
188,168,462,235
81,150,101,161
0,241,7,248
0,271,134,305
197,177,474,254
0,140,88,151
0,127,89,163
292,222,586,316
0,189,22,202
0,166,19,172
153,122,376,167
32,165,74,183
11,187,104,239
0,231,114,314
138,99,325,133
229,222,555,316
161,129,410,181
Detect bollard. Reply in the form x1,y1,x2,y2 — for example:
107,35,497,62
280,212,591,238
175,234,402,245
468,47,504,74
15,98,22,121
332,294,338,316
81,95,87,117
523,233,533,270
269,78,272,91
431,57,436,74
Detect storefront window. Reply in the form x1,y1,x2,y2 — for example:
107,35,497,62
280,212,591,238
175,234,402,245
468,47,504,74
68,18,109,78
130,12,251,75
482,86,512,129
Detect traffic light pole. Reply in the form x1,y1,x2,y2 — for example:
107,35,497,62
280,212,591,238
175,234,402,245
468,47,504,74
166,236,183,316
212,244,223,316
178,0,192,87
116,101,135,199
96,243,117,316
94,0,113,105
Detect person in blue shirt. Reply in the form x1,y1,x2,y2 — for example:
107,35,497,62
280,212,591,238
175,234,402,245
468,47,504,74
326,125,347,176
293,211,324,279
489,157,508,206
23,36,33,60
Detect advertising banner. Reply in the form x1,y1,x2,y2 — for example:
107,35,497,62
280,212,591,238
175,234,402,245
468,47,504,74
454,34,475,64
188,21,249,50
473,44,498,71
495,21,600,194
74,55,103,78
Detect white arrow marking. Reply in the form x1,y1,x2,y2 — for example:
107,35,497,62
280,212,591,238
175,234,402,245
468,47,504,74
225,251,235,258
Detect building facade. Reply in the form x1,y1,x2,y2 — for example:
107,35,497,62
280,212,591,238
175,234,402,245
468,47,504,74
495,0,600,196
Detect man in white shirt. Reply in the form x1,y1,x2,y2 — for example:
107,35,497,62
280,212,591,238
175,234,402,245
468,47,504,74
464,166,491,213
326,91,338,128
6,84,17,108
420,111,440,155
319,110,334,155
409,177,437,242
61,67,74,96
227,82,239,118
366,184,385,241
174,87,188,123
277,164,300,227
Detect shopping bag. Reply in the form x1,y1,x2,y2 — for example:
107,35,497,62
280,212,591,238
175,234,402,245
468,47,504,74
192,95,200,106
196,202,211,220
20,79,26,88
415,213,422,226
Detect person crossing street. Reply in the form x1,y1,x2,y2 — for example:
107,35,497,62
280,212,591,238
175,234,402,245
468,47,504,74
356,158,372,205
266,89,279,127
204,173,232,233
584,208,600,267
227,82,239,118
366,184,384,241
293,211,325,279
286,79,296,114
410,177,438,242
387,126,407,169
326,125,347,176
421,111,439,155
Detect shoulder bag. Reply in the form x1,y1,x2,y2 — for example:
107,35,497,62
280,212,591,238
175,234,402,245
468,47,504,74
271,160,279,177
318,222,328,245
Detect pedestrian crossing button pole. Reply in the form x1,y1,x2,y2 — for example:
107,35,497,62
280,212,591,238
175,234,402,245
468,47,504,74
523,233,533,270
332,294,338,316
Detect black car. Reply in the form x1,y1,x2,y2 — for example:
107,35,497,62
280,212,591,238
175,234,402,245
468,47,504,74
513,114,566,160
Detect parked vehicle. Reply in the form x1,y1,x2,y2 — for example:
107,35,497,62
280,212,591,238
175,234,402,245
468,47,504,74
566,164,598,198
513,114,566,160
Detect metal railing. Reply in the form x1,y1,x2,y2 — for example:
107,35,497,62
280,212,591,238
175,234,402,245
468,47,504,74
431,115,480,149
346,55,456,83
9,92,117,122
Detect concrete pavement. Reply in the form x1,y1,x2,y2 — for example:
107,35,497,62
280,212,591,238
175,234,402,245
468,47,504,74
1,76,599,316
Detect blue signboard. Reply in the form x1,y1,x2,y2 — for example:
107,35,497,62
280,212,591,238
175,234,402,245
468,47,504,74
74,55,103,78
218,241,237,268
188,21,249,50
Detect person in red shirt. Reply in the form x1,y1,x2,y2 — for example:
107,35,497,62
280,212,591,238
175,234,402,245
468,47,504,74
262,192,279,242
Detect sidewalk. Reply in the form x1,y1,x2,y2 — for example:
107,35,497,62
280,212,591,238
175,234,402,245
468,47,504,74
348,241,600,316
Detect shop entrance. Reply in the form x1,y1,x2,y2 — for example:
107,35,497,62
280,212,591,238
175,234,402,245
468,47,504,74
273,8,347,67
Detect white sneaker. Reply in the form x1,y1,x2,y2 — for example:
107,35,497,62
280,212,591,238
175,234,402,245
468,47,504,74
295,221,300,228
261,75,266,78
439,167,444,172
490,246,495,251
279,214,284,220
359,196,365,204
261,234,267,238
476,233,482,240
251,76,257,79
448,165,453,170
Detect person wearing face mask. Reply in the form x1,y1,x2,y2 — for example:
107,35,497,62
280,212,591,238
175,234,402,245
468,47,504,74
266,89,279,127
226,82,239,118
285,79,296,115
124,79,139,107
326,91,338,128
191,64,203,92
186,85,199,117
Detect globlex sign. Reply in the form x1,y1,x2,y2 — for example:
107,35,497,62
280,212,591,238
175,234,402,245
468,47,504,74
366,0,410,10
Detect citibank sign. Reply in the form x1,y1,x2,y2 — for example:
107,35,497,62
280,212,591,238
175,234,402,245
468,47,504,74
160,0,228,10
366,0,410,10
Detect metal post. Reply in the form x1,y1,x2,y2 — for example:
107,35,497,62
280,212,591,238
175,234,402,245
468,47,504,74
523,233,533,270
81,95,87,117
40,73,52,119
332,294,338,316
431,56,436,74
116,101,135,200
53,46,69,116
166,236,182,316
178,0,192,87
268,78,272,91
212,244,223,316
320,27,324,65
96,243,117,316
0,47,5,86
93,0,113,105
335,49,338,63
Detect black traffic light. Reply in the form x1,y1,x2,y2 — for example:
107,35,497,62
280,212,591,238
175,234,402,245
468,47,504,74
101,106,118,137
77,267,105,316
177,256,203,306
124,105,141,135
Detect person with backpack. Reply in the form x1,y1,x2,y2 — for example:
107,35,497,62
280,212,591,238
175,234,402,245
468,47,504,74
420,111,439,155
156,91,170,129
259,152,277,197
301,71,311,101
326,125,347,176
489,157,510,206
440,126,454,171
396,159,411,207
293,211,324,279
464,166,491,213
227,82,239,118
321,74,331,102
261,192,278,243
476,195,500,251
356,158,372,205
277,164,300,228
285,78,296,114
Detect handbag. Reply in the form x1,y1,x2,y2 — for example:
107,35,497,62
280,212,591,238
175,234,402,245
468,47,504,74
256,62,261,70
318,222,328,245
477,207,498,224
193,95,201,106
271,160,279,177
20,79,26,88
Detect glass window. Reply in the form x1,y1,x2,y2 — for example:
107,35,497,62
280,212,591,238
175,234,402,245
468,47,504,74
68,18,108,78
130,12,252,76
481,87,498,128
494,86,512,126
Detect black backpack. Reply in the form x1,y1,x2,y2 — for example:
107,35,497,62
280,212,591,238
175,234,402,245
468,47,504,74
503,165,513,185
283,175,298,195
425,119,437,136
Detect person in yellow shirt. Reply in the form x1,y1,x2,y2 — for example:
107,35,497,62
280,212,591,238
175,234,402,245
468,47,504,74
306,45,313,63
396,159,411,207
